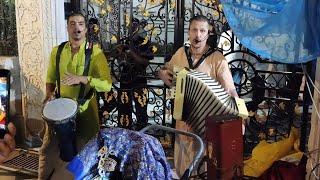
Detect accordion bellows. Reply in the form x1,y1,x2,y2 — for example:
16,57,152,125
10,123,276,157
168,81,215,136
173,69,247,137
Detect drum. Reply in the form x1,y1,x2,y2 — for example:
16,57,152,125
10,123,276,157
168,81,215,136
42,98,78,162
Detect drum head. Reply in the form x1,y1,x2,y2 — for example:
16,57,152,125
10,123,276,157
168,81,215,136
43,98,78,122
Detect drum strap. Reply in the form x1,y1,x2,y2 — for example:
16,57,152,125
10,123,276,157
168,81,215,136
78,41,93,105
55,41,68,98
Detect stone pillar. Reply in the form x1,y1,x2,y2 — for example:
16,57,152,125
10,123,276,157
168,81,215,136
15,0,66,145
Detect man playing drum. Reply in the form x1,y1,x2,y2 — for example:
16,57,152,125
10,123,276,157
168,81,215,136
39,12,112,179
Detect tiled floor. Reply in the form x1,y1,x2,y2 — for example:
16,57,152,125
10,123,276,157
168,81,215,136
0,169,37,180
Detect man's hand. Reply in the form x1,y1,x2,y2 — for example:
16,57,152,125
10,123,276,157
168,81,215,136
0,122,16,163
43,83,56,106
158,67,174,87
61,72,88,86
43,94,55,106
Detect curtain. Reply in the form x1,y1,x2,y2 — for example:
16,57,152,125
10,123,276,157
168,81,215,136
220,0,320,64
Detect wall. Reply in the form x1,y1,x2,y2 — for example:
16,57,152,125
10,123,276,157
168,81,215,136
14,0,66,145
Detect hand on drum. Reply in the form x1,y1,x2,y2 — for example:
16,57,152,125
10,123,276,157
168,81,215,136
0,122,16,163
62,72,88,86
43,94,55,105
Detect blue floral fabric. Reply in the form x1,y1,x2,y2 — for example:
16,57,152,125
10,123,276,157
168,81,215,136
67,128,172,180
221,0,320,63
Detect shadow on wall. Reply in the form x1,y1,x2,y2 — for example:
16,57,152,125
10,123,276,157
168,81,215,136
0,56,45,147
19,72,46,148
0,56,23,145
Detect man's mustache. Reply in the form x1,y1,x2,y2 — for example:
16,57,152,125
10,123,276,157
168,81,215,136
193,34,209,43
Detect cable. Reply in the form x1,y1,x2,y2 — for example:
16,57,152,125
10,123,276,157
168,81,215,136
309,162,320,180
301,64,320,95
306,73,320,95
305,79,320,120
301,63,320,179
301,64,320,123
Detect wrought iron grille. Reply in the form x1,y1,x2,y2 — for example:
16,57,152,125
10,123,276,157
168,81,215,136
81,0,178,129
0,0,17,56
77,0,309,156
81,0,230,129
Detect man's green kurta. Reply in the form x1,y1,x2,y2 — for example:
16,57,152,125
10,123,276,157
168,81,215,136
46,41,112,141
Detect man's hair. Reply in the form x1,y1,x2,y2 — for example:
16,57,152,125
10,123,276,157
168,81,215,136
189,15,210,29
67,11,86,24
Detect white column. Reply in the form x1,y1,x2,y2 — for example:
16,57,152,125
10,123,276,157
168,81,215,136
15,0,66,142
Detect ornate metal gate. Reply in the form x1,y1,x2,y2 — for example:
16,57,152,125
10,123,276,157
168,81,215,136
78,0,229,129
76,0,309,156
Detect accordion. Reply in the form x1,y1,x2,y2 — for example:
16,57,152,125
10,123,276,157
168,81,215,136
173,69,248,137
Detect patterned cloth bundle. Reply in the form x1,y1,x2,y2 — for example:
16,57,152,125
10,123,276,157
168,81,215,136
67,128,172,180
